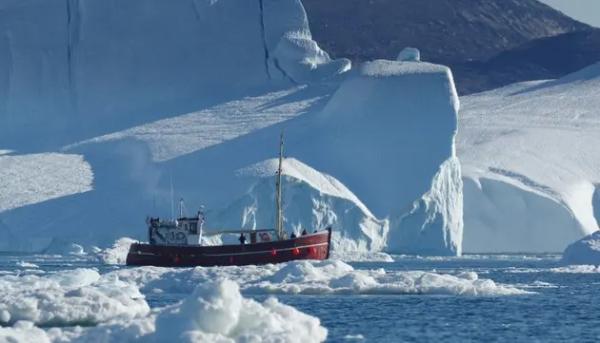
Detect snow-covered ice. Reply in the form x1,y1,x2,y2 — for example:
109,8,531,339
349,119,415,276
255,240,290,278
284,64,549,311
110,260,529,297
304,59,462,255
0,268,149,326
0,153,93,213
0,275,328,343
459,62,600,253
0,0,348,150
562,230,600,265
96,237,137,265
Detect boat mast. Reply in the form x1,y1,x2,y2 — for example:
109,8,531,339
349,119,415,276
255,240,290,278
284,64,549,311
275,131,284,240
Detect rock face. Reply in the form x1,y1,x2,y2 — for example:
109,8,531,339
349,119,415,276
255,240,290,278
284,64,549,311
563,231,600,265
301,0,596,94
302,0,587,64
454,29,600,94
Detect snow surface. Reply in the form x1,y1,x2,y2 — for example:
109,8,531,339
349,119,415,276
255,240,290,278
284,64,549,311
0,153,93,213
459,62,600,252
562,230,600,265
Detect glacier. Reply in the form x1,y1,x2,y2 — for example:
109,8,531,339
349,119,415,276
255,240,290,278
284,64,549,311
458,62,600,253
0,0,463,257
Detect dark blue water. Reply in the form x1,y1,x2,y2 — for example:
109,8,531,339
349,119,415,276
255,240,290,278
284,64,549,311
2,254,599,342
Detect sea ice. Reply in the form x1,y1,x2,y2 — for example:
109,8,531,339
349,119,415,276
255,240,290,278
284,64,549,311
0,268,149,326
0,279,328,343
113,260,530,297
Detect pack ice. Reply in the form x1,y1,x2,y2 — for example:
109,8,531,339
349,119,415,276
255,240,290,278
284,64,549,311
0,0,463,257
459,62,600,253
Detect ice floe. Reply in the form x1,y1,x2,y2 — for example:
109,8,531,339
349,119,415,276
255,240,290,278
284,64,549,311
0,278,327,343
0,268,149,326
112,260,530,297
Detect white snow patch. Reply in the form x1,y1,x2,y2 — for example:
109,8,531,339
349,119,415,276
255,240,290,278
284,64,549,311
0,153,93,213
66,87,326,162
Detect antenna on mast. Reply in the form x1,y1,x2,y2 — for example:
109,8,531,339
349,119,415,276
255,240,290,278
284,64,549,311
170,173,175,221
179,198,184,219
275,131,284,240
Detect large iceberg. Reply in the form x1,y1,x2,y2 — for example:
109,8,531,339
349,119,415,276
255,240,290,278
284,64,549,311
458,62,600,253
0,0,461,257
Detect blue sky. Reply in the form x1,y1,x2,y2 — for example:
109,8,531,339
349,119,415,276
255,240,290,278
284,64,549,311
540,0,600,27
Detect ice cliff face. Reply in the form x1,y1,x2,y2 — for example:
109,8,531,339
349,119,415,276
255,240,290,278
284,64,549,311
0,0,349,149
299,58,463,255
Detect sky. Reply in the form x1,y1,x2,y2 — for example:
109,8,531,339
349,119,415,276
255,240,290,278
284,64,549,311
539,0,600,27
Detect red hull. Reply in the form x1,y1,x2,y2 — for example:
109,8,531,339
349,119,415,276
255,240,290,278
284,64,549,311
126,228,331,267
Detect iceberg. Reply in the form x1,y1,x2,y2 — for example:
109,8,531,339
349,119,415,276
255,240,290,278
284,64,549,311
562,230,600,265
1,0,461,257
459,62,600,253
301,58,463,255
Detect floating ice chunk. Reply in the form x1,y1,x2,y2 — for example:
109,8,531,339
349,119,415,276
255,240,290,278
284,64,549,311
15,261,39,269
397,47,421,61
154,279,327,343
0,321,51,343
96,237,137,265
562,230,600,265
0,268,149,326
344,334,366,341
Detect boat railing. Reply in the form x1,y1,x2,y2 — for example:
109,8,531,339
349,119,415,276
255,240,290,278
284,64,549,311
202,228,276,236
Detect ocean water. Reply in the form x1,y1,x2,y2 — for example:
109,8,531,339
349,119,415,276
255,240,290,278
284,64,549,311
1,253,599,342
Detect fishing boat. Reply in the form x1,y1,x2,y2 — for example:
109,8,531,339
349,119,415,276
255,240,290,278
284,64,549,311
126,133,332,267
